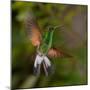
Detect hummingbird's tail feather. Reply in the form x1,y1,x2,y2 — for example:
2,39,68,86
33,55,54,76
43,56,54,76
43,61,54,76
43,62,49,76
33,54,43,76
33,64,41,76
43,56,51,67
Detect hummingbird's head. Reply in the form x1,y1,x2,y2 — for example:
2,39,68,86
47,26,54,31
47,25,64,31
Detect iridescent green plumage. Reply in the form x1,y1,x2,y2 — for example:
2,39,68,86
38,29,55,55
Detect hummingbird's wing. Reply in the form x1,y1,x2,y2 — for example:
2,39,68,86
48,47,72,58
25,13,41,46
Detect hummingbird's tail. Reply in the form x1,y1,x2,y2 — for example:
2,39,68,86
43,56,54,76
33,54,43,76
33,64,41,76
33,54,54,76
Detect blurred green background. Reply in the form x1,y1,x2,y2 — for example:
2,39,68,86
12,1,87,89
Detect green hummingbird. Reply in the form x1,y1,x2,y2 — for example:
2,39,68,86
25,14,72,76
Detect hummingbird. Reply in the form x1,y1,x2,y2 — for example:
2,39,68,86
25,13,72,76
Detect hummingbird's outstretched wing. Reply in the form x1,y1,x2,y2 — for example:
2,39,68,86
25,13,41,46
48,47,72,58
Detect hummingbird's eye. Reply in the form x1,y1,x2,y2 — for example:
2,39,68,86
48,26,54,31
